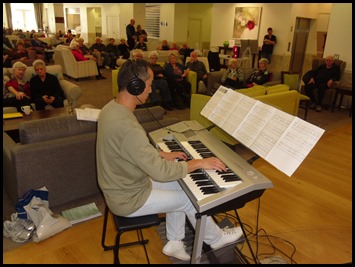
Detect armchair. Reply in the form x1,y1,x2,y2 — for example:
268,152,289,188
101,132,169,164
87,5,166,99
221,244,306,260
54,47,98,81
185,56,210,94
300,57,346,109
281,71,310,120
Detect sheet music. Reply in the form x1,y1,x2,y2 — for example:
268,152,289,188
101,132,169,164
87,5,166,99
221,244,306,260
249,109,294,158
200,86,229,118
200,86,325,177
265,117,325,176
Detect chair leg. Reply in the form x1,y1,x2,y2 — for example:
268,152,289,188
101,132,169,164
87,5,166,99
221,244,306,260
304,101,309,121
101,205,114,251
137,229,151,264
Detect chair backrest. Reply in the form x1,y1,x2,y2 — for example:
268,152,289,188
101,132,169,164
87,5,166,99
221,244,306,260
281,71,301,91
185,56,210,73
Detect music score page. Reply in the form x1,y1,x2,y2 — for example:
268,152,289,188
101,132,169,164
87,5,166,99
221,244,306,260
201,86,325,176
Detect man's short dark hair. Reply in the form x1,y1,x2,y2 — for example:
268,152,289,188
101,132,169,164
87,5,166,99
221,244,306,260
267,27,273,31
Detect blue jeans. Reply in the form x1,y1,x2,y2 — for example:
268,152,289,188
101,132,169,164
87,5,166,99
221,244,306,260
127,180,223,244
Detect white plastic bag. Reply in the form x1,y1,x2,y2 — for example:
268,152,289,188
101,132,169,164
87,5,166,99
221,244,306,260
24,196,71,242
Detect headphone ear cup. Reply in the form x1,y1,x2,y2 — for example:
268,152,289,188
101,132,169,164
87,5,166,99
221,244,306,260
127,77,146,96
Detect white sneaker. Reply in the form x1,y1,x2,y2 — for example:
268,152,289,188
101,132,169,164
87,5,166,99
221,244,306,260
104,65,111,70
210,226,243,250
162,240,191,261
3,220,33,243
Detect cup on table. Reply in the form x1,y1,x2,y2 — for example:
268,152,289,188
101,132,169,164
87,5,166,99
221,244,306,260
21,105,31,115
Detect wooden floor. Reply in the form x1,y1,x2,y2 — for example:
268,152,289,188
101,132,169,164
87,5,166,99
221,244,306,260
3,122,352,264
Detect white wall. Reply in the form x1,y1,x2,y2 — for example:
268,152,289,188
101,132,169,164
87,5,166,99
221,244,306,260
324,3,352,72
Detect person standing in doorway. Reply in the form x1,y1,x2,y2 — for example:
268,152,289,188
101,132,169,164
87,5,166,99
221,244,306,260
126,19,136,50
261,27,277,64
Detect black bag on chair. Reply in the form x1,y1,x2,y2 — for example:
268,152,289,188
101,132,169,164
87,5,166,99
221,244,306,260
208,51,221,72
302,70,315,84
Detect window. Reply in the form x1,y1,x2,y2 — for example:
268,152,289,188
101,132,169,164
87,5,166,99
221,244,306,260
145,4,160,39
10,3,37,32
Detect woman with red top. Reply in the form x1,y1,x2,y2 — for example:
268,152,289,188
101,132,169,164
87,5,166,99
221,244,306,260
3,61,32,111
70,41,106,80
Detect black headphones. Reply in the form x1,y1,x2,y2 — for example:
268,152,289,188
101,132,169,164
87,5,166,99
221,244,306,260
126,60,146,96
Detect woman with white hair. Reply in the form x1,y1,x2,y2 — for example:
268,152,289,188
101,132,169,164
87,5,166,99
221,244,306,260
221,58,244,89
245,58,270,87
148,50,174,110
70,41,106,80
3,61,32,111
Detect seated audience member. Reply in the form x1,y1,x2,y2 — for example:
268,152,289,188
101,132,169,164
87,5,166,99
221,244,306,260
17,29,26,39
134,24,148,42
51,32,65,47
131,49,144,60
77,37,91,58
164,53,191,109
31,33,50,49
186,51,208,89
29,59,65,110
148,51,174,110
170,42,179,51
3,61,32,111
158,40,170,50
221,58,244,89
65,33,74,44
90,37,110,68
57,29,64,37
3,33,14,51
3,41,28,68
304,55,340,112
70,41,106,80
64,29,72,38
29,29,36,39
245,58,270,87
106,38,121,69
134,36,148,51
179,42,193,64
118,38,130,59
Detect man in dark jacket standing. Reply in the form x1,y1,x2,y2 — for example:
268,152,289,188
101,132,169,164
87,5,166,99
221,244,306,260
126,19,136,50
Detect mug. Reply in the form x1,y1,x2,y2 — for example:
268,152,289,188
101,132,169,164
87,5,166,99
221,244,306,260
21,105,31,115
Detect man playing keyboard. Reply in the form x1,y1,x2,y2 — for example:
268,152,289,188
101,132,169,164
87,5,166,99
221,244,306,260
96,59,243,262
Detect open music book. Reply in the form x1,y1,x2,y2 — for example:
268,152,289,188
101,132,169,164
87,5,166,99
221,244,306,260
201,86,325,177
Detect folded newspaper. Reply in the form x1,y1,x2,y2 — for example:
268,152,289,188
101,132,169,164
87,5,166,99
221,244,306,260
75,108,101,122
61,202,102,225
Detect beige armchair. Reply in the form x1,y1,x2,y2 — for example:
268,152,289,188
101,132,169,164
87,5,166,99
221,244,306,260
54,46,98,81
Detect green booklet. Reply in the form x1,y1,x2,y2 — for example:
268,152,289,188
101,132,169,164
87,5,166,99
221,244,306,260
61,202,102,225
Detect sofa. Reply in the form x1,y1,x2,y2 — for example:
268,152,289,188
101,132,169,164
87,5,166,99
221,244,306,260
190,84,300,147
3,106,180,208
206,67,281,96
3,64,82,113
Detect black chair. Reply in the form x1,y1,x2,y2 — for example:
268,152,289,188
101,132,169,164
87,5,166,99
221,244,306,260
208,51,221,72
101,204,162,264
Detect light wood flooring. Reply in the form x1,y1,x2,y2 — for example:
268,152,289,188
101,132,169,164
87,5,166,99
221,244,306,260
3,121,352,264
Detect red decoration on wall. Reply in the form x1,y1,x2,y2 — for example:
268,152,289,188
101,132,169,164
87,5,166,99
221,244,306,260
247,20,255,30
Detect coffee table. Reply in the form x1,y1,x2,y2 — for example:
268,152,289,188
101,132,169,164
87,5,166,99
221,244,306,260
3,107,73,132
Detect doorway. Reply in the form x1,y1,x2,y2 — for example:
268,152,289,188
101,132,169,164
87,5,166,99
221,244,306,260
289,17,311,74
187,19,201,50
